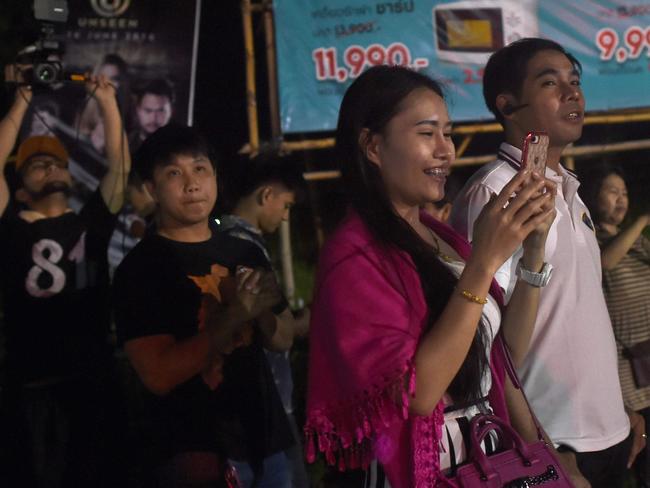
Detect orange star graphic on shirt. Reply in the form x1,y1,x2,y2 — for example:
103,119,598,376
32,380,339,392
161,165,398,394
188,263,253,390
188,263,229,301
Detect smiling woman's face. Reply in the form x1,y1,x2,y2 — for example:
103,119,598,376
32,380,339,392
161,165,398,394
365,87,455,215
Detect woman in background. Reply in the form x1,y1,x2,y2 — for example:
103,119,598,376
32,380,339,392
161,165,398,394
581,163,650,487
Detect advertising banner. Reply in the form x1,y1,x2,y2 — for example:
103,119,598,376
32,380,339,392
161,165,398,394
274,0,650,133
18,0,201,267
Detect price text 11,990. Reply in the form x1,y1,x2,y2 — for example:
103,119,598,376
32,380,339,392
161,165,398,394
312,43,429,82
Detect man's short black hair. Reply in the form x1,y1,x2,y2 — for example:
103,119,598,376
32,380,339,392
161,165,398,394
239,152,303,198
483,38,582,126
221,151,303,211
134,124,216,182
135,78,175,105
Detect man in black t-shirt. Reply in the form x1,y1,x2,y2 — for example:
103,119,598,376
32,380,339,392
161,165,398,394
0,66,131,486
113,125,294,487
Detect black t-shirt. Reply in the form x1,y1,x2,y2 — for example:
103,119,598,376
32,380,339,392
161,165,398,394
112,230,293,468
0,190,117,384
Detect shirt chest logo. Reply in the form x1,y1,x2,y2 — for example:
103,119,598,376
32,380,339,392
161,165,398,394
582,212,595,232
188,264,253,390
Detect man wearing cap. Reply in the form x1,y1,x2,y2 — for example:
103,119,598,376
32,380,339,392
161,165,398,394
0,68,130,485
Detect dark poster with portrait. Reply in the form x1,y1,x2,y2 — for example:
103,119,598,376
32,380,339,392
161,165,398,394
20,0,201,268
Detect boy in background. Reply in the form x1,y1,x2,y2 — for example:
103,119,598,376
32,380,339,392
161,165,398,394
218,154,309,487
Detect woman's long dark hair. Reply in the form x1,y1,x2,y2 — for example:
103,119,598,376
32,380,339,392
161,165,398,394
337,65,489,404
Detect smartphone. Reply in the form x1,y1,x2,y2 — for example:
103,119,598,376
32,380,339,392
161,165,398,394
520,131,549,174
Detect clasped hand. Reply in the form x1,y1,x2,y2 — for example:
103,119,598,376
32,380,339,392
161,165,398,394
200,267,282,353
230,266,283,322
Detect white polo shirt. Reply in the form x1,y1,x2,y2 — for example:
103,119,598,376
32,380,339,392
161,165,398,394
450,142,629,452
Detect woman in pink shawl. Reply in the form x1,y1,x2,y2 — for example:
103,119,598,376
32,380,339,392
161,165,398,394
304,66,585,487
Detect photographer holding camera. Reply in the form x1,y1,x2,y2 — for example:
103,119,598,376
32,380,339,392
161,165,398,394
0,64,131,486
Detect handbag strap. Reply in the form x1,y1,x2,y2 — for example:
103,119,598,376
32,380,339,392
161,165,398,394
496,335,545,441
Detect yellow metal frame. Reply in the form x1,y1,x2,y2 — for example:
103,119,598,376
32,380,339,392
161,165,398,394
241,0,650,174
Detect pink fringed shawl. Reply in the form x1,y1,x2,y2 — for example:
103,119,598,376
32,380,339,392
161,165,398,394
305,210,507,487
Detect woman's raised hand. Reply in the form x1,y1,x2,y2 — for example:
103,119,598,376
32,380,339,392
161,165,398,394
471,170,557,274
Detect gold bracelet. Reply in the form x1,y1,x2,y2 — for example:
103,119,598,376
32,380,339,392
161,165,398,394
459,289,488,305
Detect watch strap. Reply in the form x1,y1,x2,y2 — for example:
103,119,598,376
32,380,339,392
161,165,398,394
516,260,553,287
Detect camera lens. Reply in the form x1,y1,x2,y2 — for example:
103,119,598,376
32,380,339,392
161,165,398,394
35,63,58,83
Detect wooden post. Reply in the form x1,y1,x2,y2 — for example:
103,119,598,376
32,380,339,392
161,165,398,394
279,220,295,306
263,2,281,141
241,0,259,156
301,138,650,180
563,156,576,171
262,1,296,303
267,110,650,155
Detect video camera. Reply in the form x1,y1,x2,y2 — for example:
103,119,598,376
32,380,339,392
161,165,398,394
16,0,70,86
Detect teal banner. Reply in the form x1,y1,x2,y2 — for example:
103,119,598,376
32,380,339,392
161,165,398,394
274,0,650,133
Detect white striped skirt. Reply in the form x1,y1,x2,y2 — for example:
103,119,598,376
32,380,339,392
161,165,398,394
364,399,498,487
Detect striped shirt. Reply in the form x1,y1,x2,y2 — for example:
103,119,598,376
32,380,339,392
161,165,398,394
599,230,650,411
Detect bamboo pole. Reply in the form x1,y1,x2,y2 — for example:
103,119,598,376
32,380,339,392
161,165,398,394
303,170,342,181
301,138,650,180
565,138,650,156
279,220,295,305
280,138,336,152
563,156,576,171
263,2,281,141
241,0,259,156
451,138,650,167
262,1,296,304
260,110,650,154
456,134,474,158
453,122,502,134
584,111,650,125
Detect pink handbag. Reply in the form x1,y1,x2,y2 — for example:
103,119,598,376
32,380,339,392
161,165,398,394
449,414,572,487
445,339,574,487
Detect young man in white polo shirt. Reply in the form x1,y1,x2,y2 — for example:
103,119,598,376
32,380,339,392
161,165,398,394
451,38,644,487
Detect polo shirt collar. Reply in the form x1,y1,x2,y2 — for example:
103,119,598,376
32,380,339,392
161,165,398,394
497,142,522,172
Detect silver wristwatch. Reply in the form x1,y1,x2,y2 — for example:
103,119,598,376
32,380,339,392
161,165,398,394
516,259,553,287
